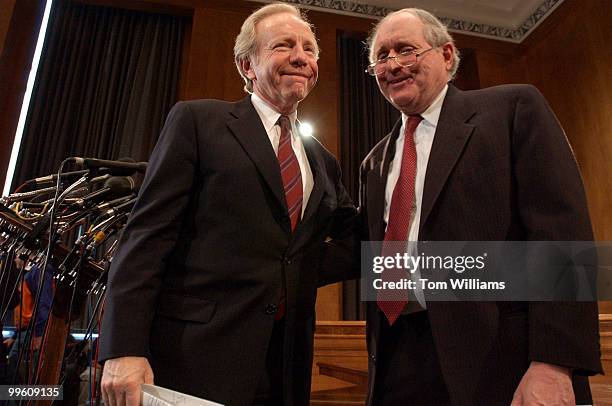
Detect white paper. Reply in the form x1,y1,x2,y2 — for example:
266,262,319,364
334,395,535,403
142,384,224,406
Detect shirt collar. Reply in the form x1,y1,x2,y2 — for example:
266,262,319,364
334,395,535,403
401,83,448,129
251,93,298,134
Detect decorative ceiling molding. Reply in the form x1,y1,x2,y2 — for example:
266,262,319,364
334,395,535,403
250,0,564,43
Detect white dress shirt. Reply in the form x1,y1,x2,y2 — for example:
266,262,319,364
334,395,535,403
251,93,314,216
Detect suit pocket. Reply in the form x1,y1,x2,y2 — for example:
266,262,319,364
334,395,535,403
156,292,217,323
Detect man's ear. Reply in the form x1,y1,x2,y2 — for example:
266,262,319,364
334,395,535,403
241,58,256,80
441,43,454,71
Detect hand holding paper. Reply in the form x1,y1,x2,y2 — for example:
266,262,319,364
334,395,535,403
101,356,154,406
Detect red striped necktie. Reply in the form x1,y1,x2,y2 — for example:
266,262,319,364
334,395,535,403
275,115,303,320
377,115,423,325
277,115,303,231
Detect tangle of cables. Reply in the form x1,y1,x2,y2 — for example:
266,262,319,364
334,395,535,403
0,157,146,404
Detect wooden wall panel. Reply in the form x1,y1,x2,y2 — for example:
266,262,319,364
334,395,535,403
0,0,45,188
518,0,611,242
453,32,525,87
183,6,246,101
0,0,16,58
473,51,526,87
311,321,367,397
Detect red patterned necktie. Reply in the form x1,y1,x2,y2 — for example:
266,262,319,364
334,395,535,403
377,115,423,325
275,115,303,320
277,115,303,231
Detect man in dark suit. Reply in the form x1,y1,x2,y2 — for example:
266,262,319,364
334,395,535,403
99,4,355,406
360,8,601,406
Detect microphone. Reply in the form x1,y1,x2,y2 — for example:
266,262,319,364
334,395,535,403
70,157,147,176
95,196,138,222
104,196,137,216
94,195,136,212
1,185,91,204
2,186,59,203
74,177,135,207
32,170,91,186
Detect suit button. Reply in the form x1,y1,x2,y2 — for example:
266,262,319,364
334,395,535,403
369,354,376,362
265,304,278,315
283,257,292,265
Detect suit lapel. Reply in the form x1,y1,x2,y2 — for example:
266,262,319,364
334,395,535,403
367,119,402,242
420,85,476,233
227,97,287,215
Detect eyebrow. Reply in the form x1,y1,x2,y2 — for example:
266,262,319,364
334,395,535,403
304,39,317,48
271,34,314,43
271,35,293,43
269,35,318,51
376,40,416,55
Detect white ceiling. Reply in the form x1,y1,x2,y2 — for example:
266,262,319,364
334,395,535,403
252,0,565,43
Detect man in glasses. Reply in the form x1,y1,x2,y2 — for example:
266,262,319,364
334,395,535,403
99,3,355,406
360,7,601,406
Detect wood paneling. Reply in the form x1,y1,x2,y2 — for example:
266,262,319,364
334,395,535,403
183,6,246,101
591,331,612,406
0,0,16,58
519,0,611,242
315,282,343,321
311,321,367,398
0,0,45,188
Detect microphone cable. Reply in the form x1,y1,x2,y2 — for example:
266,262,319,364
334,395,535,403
27,158,74,385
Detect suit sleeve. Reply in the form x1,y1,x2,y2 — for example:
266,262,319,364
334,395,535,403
317,157,360,287
512,85,602,375
99,101,199,361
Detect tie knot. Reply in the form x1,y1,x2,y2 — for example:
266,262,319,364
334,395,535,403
405,114,422,135
278,115,291,132
408,114,422,125
408,114,422,122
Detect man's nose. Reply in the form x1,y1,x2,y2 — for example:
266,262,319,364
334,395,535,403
289,45,309,66
385,50,403,71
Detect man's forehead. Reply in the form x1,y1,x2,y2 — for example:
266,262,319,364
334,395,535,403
259,13,310,32
374,14,425,50
257,14,316,41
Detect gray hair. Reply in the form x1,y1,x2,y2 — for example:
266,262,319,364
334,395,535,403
234,3,318,93
367,8,460,79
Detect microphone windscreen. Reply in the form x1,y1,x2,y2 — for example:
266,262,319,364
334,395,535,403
103,177,134,198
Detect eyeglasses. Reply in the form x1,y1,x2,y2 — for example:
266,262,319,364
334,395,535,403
365,47,435,76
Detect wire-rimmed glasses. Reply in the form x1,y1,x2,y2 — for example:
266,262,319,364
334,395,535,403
365,47,435,76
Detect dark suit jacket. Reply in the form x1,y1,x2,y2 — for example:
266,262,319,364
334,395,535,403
99,96,355,406
360,84,602,405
